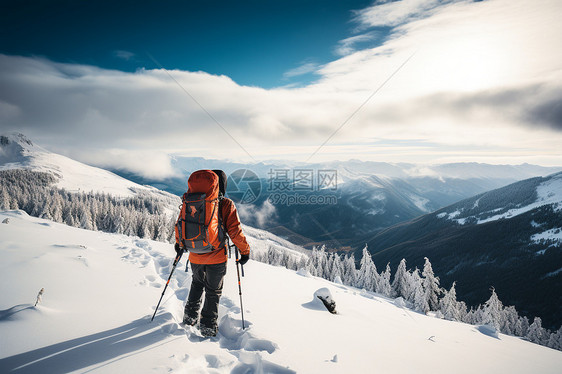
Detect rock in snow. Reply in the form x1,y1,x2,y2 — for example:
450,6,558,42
315,287,337,314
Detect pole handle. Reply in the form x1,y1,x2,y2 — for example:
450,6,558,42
234,246,245,277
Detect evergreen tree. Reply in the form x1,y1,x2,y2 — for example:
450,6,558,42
0,187,10,210
10,196,19,210
40,199,53,220
392,258,410,299
515,316,530,337
79,206,93,230
357,246,378,292
440,282,462,321
51,195,63,222
328,253,344,283
481,288,504,330
306,246,319,276
411,268,429,314
547,326,562,350
501,305,519,335
527,317,546,345
422,257,441,311
377,263,393,297
317,245,329,279
342,254,357,287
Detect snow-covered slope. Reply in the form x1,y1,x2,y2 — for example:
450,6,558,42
1,210,560,373
436,172,562,225
0,133,174,199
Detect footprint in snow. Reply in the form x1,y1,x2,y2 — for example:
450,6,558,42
204,354,234,370
231,351,296,374
218,313,278,354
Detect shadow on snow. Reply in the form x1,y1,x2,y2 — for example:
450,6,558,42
0,313,182,373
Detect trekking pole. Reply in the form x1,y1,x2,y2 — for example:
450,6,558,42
151,250,183,322
234,246,246,329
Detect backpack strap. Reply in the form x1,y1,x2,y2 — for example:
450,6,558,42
218,193,228,254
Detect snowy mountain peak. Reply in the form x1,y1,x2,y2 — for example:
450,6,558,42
0,133,177,199
0,132,47,165
1,132,34,147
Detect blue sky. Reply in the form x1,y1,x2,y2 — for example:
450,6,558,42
1,0,561,177
1,0,377,88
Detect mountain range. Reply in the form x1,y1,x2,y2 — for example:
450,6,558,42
112,155,562,248
361,173,562,329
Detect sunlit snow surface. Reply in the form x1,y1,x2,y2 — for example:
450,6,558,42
436,173,562,226
0,133,175,199
477,176,562,224
1,210,561,374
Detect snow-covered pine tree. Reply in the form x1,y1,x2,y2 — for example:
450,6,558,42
527,317,547,345
392,258,410,299
317,245,329,279
88,199,98,231
547,326,562,350
328,253,344,283
51,194,63,222
514,315,530,337
78,206,93,230
501,305,519,335
1,187,10,210
439,282,462,321
411,268,429,314
481,287,504,330
342,254,357,287
422,257,441,311
356,246,378,292
306,246,319,277
10,195,19,210
39,199,53,220
295,255,304,269
377,263,393,297
267,246,280,266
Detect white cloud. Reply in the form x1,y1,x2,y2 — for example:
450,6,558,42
0,0,561,173
353,0,453,28
334,32,380,56
283,62,320,78
237,200,277,228
72,148,176,179
113,50,135,61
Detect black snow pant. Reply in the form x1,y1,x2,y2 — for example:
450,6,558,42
184,261,227,328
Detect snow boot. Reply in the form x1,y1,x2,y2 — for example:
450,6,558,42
199,324,218,337
183,313,198,326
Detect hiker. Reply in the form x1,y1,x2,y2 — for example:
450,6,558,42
174,169,250,337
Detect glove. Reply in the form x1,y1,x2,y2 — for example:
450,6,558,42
238,253,249,266
174,243,184,256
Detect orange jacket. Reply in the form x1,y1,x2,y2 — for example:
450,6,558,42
178,197,250,265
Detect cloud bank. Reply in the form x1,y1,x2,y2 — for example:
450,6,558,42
0,0,561,177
